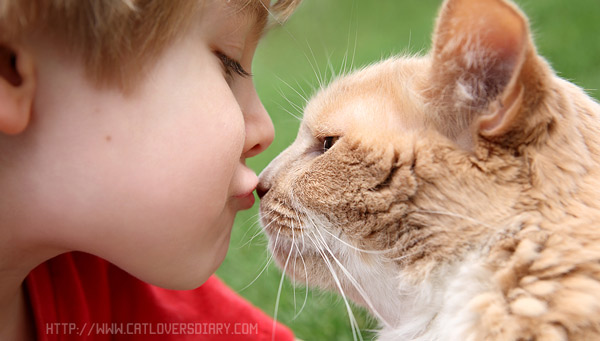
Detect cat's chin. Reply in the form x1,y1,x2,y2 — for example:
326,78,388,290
268,238,310,278
267,235,353,292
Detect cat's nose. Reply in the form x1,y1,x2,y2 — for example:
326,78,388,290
256,182,270,199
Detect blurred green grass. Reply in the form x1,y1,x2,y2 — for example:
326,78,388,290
217,1,600,340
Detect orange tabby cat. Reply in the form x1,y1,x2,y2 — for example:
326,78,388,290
258,0,600,339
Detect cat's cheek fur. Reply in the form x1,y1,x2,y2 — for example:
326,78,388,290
294,135,417,243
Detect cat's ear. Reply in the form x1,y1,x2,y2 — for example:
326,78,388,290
428,0,546,147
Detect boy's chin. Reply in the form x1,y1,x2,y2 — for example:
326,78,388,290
135,265,215,291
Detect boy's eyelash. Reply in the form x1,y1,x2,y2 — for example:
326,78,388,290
215,51,251,78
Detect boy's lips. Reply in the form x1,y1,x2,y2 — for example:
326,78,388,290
232,165,258,209
234,190,256,210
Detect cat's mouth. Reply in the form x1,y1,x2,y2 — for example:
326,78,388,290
259,194,308,236
259,205,306,237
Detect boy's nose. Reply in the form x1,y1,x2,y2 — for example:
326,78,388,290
242,90,274,159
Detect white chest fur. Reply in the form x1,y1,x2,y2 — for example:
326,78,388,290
363,253,491,341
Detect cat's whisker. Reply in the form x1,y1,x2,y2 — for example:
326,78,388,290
237,228,264,249
305,231,363,341
292,227,298,314
287,189,363,339
318,224,396,255
235,209,275,249
388,252,420,262
238,225,280,292
292,240,309,320
289,202,313,319
283,197,312,320
293,198,370,330
272,227,294,340
307,216,392,329
239,210,261,225
234,218,261,249
238,217,276,249
238,250,274,292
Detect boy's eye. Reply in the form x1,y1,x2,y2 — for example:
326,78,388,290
215,51,251,79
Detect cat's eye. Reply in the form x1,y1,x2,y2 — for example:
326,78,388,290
323,136,339,151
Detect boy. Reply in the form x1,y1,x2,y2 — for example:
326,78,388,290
0,0,300,339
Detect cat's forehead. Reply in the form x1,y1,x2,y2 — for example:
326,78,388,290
302,57,430,136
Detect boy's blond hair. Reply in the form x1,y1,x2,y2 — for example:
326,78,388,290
0,0,301,90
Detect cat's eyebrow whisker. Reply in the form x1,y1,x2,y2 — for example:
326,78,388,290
276,75,309,104
275,88,303,111
276,21,325,91
304,39,325,89
293,78,312,103
302,77,318,97
307,216,392,329
275,89,303,122
276,103,303,123
276,89,304,115
305,231,363,341
349,0,358,74
325,50,337,80
340,44,348,77
339,0,358,77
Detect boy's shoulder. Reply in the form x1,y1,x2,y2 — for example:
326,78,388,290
25,252,294,340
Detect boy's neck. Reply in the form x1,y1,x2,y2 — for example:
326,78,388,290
0,282,35,341
0,242,43,341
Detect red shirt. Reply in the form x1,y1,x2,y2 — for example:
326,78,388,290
25,252,294,340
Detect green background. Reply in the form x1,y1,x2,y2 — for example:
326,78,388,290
217,1,600,340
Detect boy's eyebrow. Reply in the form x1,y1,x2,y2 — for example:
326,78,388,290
230,0,270,37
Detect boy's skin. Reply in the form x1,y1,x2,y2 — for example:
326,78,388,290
0,1,275,339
